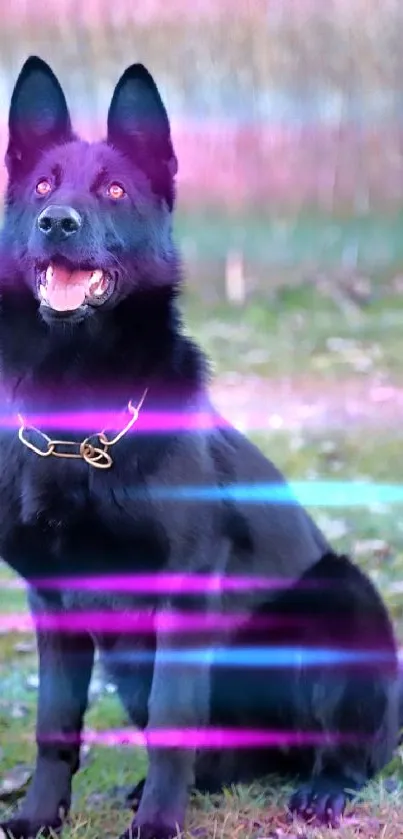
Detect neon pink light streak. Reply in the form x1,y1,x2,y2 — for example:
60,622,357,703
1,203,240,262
39,728,364,750
0,610,301,634
30,573,302,594
11,410,221,433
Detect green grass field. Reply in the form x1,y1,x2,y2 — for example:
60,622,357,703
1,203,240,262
1,278,403,838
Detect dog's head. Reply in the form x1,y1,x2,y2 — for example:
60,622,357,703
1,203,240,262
3,56,179,325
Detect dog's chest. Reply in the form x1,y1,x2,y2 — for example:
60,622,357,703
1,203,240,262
60,590,158,616
59,588,144,612
57,588,157,651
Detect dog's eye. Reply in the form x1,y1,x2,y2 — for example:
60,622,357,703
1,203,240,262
36,179,52,196
107,183,126,200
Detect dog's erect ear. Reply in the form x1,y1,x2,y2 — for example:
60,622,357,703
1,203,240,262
6,56,73,176
107,64,178,208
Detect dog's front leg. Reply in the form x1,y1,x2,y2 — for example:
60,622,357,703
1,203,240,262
121,602,214,839
1,589,95,839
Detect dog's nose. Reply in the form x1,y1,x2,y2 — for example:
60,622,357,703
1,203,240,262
37,205,82,240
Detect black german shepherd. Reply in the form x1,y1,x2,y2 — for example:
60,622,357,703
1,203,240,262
0,57,399,839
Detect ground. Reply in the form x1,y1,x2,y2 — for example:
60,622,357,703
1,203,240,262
1,279,403,838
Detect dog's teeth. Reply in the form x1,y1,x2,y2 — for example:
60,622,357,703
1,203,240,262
88,270,107,297
45,265,53,285
89,270,103,287
39,284,47,300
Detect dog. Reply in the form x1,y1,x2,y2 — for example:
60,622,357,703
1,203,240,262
0,56,399,839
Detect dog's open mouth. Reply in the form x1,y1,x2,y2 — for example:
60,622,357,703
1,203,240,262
38,262,115,312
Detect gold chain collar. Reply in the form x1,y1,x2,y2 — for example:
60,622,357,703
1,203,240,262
17,388,148,470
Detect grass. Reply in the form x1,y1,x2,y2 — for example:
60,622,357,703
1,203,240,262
1,280,403,837
185,280,403,379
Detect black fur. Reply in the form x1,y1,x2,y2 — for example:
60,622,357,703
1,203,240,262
0,56,399,838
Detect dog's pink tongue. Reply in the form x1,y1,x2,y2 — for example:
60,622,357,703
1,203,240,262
46,265,91,311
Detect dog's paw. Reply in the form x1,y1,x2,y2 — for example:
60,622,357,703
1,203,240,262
119,817,182,839
0,814,64,839
289,779,350,827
